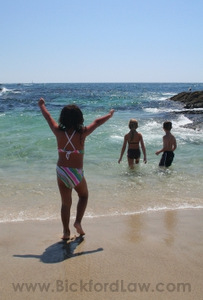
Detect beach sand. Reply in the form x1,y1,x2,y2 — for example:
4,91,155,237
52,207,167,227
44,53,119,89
0,209,202,300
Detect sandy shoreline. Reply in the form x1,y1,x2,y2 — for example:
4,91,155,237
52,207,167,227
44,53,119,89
0,208,202,300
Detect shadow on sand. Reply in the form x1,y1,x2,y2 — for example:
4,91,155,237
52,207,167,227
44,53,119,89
13,236,103,264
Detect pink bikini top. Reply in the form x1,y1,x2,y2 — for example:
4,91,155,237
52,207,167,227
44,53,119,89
58,130,84,160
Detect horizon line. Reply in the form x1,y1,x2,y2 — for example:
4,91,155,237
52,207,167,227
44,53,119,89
1,81,203,85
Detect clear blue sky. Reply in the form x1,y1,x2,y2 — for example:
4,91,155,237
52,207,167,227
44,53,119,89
1,0,203,83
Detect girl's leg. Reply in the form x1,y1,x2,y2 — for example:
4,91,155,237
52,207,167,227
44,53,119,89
128,157,135,169
135,158,140,164
57,178,72,240
74,177,88,235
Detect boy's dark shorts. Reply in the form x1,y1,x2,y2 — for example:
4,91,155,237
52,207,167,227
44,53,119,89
127,148,141,159
159,151,174,167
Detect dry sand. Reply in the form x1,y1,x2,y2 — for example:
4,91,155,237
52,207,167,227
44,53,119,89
0,209,202,300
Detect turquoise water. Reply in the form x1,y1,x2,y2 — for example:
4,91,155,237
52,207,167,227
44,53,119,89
0,83,203,222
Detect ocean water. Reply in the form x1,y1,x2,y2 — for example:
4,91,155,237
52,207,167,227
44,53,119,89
0,83,203,223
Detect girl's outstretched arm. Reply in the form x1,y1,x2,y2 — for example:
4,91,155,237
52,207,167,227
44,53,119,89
84,109,114,136
38,98,58,135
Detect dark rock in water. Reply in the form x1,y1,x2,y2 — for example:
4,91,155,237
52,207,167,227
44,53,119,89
174,110,203,115
183,122,203,130
169,91,203,130
169,91,203,108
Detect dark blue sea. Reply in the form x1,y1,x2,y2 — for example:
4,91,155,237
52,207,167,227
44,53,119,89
0,83,203,222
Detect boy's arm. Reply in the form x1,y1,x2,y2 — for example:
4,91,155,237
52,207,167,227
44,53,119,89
156,135,177,154
118,136,127,163
155,137,165,155
155,148,164,155
38,98,58,135
173,136,177,151
84,109,114,136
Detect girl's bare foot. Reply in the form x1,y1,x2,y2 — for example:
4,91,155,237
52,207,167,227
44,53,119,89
74,222,85,235
61,230,70,240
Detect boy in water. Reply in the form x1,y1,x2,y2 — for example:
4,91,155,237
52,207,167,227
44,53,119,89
156,121,177,167
118,119,147,168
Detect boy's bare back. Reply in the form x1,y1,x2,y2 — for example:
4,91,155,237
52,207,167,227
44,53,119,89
163,132,177,152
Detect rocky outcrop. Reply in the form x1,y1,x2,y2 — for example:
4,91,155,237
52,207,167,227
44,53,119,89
169,91,203,130
169,91,203,108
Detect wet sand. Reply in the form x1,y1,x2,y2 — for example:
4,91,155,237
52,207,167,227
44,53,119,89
0,209,202,300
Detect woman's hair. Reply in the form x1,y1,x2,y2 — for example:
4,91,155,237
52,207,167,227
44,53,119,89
128,119,138,141
58,104,84,132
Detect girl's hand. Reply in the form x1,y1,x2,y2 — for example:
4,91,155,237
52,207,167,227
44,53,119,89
38,98,45,107
109,109,115,117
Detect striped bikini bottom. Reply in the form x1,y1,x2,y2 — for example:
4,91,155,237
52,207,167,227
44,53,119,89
56,166,84,189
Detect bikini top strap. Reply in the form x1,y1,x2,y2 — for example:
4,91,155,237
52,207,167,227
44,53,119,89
63,130,76,150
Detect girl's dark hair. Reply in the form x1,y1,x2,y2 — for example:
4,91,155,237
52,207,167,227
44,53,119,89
58,104,84,132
